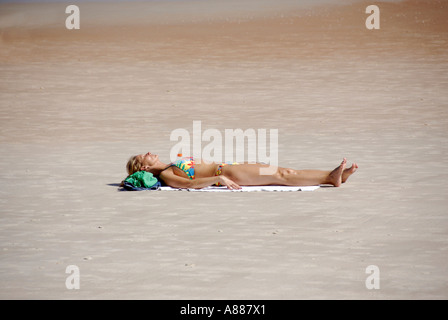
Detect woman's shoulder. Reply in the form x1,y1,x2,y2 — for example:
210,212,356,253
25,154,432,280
160,165,174,176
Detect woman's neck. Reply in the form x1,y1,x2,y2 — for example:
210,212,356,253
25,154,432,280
151,161,169,176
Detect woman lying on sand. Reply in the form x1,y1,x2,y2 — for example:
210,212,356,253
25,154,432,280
124,152,358,190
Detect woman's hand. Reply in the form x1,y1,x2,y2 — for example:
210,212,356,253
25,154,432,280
219,176,242,190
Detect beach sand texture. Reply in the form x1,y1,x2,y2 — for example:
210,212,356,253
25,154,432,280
0,0,447,299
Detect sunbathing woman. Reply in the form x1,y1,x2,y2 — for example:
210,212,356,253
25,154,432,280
125,152,358,190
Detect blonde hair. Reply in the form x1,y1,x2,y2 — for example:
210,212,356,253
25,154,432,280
126,155,142,176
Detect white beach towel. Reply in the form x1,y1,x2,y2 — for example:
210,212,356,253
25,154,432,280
158,185,320,192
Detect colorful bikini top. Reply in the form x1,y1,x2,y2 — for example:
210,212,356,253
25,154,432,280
170,157,195,180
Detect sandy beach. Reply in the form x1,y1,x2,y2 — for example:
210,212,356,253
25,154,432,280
0,0,447,299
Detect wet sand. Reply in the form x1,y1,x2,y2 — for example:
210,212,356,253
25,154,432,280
0,0,447,299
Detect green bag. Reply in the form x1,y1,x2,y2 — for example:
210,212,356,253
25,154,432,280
124,171,159,188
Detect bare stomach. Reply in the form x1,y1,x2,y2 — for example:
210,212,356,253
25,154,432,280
221,163,279,186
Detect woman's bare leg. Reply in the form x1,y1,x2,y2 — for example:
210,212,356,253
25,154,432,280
223,158,348,187
277,158,347,187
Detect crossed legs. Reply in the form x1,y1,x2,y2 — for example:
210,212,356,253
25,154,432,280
223,158,358,187
276,158,358,187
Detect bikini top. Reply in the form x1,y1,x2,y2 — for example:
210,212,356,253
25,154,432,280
170,157,195,180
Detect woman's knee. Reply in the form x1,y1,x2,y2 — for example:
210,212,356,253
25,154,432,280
275,167,294,183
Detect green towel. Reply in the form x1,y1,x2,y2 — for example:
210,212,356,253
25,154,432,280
124,171,158,188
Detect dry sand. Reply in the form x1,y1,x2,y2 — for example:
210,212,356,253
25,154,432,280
0,0,447,299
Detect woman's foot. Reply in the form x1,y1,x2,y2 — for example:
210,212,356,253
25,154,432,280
328,158,346,187
342,163,358,183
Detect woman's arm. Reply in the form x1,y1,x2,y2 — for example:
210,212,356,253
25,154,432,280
159,168,241,190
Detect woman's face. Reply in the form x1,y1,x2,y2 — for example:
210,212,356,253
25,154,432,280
138,152,159,167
